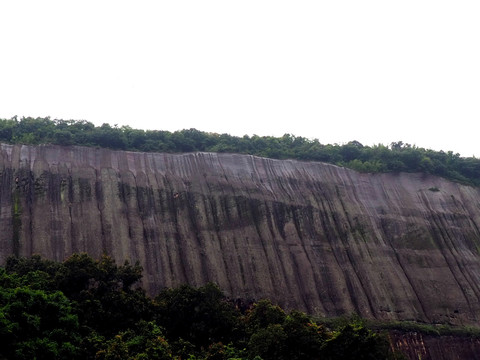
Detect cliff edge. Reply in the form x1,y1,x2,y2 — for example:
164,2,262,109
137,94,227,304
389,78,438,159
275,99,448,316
1,144,480,326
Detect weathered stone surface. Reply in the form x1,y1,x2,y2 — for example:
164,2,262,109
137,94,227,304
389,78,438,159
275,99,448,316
1,143,480,326
390,331,480,360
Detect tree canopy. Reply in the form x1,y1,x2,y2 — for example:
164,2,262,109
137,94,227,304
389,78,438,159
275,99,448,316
0,254,401,359
1,116,479,186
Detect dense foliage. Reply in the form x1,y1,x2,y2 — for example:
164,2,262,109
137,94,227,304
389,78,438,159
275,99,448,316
0,116,478,186
0,254,401,359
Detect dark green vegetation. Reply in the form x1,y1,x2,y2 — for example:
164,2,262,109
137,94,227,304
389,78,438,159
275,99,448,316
1,116,479,186
0,254,402,359
319,316,480,339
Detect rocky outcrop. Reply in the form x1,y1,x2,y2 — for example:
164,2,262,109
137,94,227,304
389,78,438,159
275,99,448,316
390,331,480,360
1,144,480,327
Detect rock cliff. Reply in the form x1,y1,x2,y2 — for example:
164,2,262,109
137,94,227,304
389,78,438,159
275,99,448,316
389,331,480,360
1,143,480,326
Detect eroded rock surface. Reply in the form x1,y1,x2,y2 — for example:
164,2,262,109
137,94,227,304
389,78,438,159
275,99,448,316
390,331,480,360
1,144,480,325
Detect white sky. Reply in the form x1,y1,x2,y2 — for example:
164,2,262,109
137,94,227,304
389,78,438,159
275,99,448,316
1,1,479,157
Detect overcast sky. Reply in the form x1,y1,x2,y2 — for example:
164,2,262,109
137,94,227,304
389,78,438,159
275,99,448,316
1,1,479,156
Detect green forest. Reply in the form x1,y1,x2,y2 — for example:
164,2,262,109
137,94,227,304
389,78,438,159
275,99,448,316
0,116,479,186
0,254,403,360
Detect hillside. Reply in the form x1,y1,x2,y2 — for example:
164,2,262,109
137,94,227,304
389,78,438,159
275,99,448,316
1,117,480,186
1,143,480,328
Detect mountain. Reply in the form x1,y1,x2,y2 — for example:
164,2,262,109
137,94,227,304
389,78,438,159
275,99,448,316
1,143,480,327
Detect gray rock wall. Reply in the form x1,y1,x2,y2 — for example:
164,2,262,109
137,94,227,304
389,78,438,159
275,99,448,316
1,144,480,325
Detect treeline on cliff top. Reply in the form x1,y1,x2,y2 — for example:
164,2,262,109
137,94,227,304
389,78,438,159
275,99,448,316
1,116,479,186
0,254,401,360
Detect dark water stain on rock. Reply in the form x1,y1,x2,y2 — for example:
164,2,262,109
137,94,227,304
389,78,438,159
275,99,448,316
1,144,480,330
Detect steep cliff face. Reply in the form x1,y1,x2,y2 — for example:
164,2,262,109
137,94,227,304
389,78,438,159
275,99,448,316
390,331,480,360
1,144,480,326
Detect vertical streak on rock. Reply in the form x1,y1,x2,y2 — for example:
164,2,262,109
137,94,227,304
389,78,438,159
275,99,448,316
370,178,431,321
306,180,342,315
143,154,169,291
94,168,107,254
12,184,21,257
311,179,360,315
248,198,278,299
427,210,480,318
185,190,209,286
284,204,317,311
156,187,177,288
379,217,429,320
230,194,256,297
3,145,480,324
0,168,14,261
232,235,247,293
165,176,189,285
23,170,34,258
314,197,350,313
420,189,480,319
261,202,291,306
334,183,377,317
68,202,75,254
209,194,235,295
